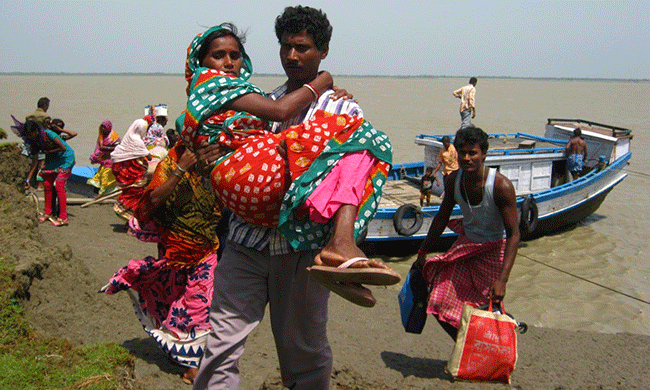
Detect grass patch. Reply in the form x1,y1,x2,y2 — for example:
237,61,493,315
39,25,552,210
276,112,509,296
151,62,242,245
0,257,134,389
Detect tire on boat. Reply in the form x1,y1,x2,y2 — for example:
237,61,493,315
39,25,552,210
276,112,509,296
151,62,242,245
393,204,424,236
519,195,538,236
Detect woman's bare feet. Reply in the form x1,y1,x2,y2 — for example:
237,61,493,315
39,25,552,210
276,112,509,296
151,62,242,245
182,367,198,385
315,202,392,269
315,248,392,270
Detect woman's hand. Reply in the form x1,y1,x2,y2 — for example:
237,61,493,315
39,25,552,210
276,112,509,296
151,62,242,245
195,141,232,177
330,86,358,102
178,148,197,172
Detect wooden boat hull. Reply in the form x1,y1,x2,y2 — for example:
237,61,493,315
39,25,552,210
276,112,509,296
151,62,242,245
67,165,99,198
364,150,630,244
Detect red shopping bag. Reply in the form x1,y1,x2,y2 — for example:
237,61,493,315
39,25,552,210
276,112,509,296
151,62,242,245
446,301,518,384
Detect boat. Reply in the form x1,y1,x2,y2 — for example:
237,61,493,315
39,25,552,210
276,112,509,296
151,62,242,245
362,118,632,250
66,119,633,248
68,165,100,198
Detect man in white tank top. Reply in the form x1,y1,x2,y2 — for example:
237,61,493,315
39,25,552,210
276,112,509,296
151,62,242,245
414,127,520,339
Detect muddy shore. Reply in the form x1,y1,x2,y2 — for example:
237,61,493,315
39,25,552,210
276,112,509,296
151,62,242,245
2,144,649,389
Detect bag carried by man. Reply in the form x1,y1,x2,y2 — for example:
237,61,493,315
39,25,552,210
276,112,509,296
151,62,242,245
398,265,429,334
446,301,520,384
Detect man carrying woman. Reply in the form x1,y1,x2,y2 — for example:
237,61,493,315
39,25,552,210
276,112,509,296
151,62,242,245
190,7,395,389
175,21,397,302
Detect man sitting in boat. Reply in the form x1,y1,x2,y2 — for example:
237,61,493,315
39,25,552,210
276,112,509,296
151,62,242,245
413,126,520,339
566,128,588,181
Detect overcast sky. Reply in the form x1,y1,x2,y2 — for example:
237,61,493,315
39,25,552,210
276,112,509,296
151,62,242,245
1,0,648,79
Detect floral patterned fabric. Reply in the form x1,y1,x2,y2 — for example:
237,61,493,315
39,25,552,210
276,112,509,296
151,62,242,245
103,254,217,368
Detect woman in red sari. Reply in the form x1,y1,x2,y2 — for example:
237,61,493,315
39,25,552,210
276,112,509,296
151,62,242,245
110,114,166,220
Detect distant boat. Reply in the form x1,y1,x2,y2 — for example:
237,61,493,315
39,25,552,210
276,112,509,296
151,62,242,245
362,119,632,248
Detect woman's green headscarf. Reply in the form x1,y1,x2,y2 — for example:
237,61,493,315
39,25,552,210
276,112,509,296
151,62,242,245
184,24,254,90
177,24,266,149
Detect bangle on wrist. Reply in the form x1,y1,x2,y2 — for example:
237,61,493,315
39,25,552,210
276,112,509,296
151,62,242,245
303,83,319,99
26,179,30,183
172,171,183,179
176,165,187,173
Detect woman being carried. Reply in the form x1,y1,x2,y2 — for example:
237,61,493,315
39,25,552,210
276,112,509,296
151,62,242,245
178,24,399,304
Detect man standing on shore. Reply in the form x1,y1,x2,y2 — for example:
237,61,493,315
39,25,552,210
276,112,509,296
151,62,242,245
414,126,520,340
26,97,51,127
566,128,588,181
453,77,477,129
25,97,52,190
193,6,370,390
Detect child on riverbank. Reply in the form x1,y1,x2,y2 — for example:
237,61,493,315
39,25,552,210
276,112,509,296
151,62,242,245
420,166,434,206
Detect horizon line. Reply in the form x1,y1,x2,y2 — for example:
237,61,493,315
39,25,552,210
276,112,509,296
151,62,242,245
0,72,647,82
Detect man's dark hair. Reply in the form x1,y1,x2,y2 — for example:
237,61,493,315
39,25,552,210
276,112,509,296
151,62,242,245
197,22,247,65
469,77,478,85
573,128,582,137
454,126,489,153
275,6,332,50
37,97,50,109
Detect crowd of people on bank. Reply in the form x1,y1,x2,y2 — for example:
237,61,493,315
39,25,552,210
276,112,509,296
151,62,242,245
11,5,531,389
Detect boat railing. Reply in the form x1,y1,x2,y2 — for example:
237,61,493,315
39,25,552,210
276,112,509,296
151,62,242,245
546,118,632,137
486,147,565,156
514,132,566,145
417,132,566,145
521,151,630,204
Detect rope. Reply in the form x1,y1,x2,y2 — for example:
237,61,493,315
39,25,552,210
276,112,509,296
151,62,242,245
624,168,650,179
518,252,650,306
26,191,40,216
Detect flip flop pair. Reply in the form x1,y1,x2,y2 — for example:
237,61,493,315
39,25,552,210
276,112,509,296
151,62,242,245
307,257,401,308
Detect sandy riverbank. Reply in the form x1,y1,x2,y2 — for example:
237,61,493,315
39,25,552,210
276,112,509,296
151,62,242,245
2,145,649,389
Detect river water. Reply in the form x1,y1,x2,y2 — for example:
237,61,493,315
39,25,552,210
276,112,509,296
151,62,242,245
2,75,649,335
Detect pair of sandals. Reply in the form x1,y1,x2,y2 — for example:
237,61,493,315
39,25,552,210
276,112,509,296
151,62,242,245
38,214,68,226
307,257,401,307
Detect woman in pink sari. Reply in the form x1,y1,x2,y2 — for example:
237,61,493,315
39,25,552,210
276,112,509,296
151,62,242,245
87,120,121,197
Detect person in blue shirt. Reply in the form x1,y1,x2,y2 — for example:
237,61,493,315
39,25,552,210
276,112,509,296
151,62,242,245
23,120,76,226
